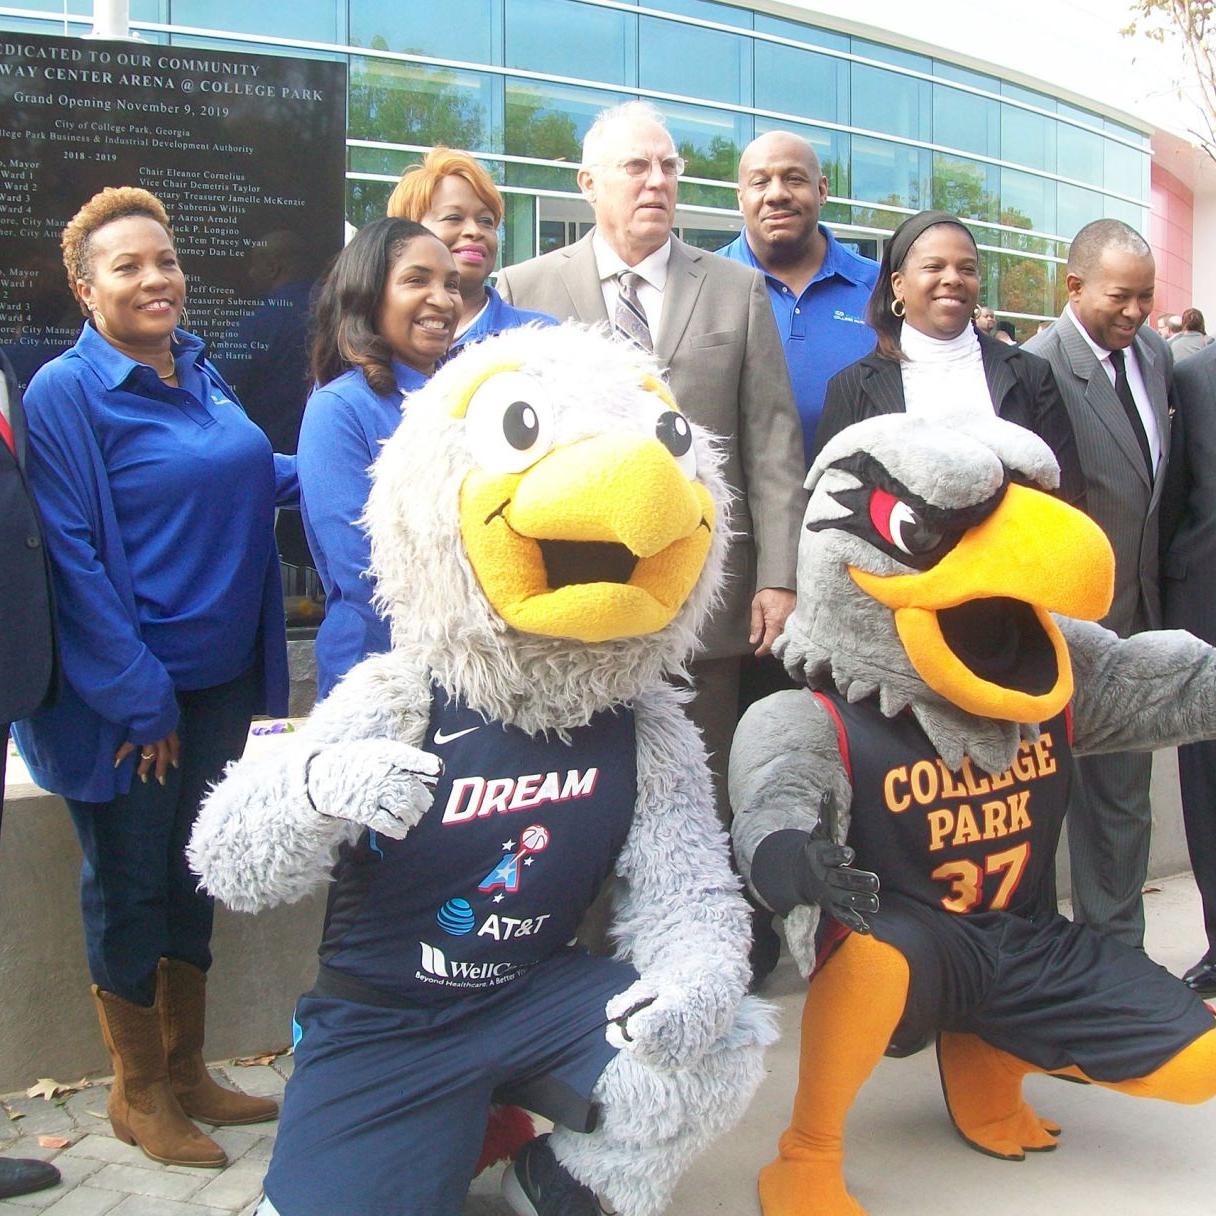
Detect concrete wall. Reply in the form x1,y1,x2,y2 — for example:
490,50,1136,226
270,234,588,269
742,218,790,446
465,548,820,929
0,745,1194,1093
0,773,325,1094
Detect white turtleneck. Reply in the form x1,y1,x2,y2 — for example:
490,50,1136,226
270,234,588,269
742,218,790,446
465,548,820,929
898,322,992,418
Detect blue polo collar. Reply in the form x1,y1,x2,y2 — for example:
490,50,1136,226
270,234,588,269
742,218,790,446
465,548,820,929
74,320,208,391
391,360,430,394
735,225,870,289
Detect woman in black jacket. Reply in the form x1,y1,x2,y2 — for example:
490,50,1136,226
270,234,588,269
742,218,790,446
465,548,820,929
814,210,1085,505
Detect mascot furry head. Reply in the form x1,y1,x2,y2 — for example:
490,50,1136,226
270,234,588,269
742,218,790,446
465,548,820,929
365,322,731,734
777,412,1113,771
730,412,1216,1216
192,323,771,1216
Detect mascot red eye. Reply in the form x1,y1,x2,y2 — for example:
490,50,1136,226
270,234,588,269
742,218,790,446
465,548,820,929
869,488,943,556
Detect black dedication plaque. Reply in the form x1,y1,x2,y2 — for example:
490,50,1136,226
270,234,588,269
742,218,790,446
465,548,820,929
0,31,346,460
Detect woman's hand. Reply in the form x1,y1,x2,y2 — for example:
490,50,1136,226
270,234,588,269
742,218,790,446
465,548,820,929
114,732,180,785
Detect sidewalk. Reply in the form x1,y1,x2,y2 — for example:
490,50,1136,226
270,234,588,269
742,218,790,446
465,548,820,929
2,872,1213,1216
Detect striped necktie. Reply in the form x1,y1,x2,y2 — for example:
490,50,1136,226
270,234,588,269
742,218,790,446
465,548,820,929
614,271,653,353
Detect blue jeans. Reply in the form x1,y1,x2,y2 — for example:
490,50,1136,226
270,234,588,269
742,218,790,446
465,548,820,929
66,667,259,1004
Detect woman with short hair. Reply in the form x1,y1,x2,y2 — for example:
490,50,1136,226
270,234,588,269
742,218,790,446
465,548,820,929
814,209,1084,505
388,147,554,353
15,186,289,1168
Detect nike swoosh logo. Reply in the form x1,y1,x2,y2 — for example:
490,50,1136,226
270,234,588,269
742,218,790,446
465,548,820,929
433,726,480,745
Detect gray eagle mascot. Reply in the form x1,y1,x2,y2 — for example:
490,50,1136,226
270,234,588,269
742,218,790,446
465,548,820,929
189,324,773,1216
730,412,1216,1216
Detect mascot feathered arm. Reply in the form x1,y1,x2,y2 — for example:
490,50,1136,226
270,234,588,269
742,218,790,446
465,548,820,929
603,683,769,1068
187,652,439,913
729,689,877,976
1062,616,1216,755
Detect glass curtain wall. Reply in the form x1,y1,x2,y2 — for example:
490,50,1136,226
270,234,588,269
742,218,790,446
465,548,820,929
4,0,1152,333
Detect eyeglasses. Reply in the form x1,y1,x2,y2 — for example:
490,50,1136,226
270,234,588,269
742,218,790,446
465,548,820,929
601,156,686,179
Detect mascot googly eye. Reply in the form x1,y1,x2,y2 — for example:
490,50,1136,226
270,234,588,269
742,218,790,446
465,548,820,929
463,369,556,474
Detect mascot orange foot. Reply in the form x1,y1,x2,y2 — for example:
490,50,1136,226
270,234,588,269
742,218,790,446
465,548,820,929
759,935,908,1216
937,1033,1060,1158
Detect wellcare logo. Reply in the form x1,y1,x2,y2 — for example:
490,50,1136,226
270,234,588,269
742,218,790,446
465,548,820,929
417,942,524,986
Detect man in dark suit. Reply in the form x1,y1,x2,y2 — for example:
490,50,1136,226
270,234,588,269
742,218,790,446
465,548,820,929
0,347,61,1199
498,101,806,829
1025,219,1171,949
1161,342,1216,991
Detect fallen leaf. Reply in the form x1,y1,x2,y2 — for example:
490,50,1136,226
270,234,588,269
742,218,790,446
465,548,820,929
25,1077,94,1102
2,1105,23,1122
27,1078,67,1101
1142,886,1162,894
232,1045,292,1068
36,1135,71,1149
85,1109,107,1120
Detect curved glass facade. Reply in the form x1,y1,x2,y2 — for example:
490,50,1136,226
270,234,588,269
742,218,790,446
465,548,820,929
6,0,1151,336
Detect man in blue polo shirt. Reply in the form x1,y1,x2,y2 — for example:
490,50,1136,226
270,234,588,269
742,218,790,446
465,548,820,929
718,131,878,466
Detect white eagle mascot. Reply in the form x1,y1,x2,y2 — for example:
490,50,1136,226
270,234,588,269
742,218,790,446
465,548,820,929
188,324,774,1216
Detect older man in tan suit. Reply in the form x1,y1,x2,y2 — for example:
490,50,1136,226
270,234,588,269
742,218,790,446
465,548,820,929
499,102,805,828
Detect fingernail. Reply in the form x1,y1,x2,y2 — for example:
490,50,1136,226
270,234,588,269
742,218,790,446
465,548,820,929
158,775,166,786
114,757,122,768
140,773,148,784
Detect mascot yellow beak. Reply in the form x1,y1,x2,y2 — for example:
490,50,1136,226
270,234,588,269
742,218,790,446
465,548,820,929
460,433,715,642
850,484,1114,722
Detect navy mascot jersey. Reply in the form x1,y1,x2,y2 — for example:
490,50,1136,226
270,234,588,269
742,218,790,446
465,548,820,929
816,691,1072,918
319,684,637,1003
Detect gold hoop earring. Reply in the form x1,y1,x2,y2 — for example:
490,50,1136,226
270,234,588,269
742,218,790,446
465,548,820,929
891,298,905,318
973,306,981,319
178,307,190,331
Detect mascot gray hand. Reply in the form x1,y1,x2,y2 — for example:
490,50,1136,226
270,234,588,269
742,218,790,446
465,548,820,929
305,740,441,840
751,827,880,933
604,972,736,1070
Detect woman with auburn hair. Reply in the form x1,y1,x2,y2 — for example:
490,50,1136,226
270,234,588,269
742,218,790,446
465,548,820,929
297,218,462,699
387,146,554,353
813,209,1084,505
14,186,290,1169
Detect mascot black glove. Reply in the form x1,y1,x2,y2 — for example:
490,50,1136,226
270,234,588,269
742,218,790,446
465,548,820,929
750,827,880,933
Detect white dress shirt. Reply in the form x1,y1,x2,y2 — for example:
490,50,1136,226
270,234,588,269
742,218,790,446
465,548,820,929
592,231,671,342
1067,303,1161,472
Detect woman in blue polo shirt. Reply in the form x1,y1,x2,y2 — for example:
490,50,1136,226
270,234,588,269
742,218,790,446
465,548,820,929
14,187,290,1169
386,146,555,354
298,219,463,699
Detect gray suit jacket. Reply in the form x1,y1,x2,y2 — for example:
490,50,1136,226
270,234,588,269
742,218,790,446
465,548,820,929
1161,343,1216,641
1025,311,1171,634
498,231,806,659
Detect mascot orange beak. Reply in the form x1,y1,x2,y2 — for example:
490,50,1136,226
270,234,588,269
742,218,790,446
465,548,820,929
850,483,1114,722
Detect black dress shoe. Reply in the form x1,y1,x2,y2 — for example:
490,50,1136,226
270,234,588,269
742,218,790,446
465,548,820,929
0,1156,60,1199
1182,958,1216,996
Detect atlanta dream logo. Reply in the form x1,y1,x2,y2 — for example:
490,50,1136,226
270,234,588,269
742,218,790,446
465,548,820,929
479,823,551,895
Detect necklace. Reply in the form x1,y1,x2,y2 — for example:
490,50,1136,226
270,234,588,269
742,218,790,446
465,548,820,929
155,360,177,381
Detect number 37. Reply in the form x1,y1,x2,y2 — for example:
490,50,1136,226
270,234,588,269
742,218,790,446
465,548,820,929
930,842,1030,913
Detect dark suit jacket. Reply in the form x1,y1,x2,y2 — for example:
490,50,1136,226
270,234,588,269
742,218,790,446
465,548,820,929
813,331,1086,506
498,231,806,659
1025,311,1172,635
0,348,56,723
1161,342,1216,642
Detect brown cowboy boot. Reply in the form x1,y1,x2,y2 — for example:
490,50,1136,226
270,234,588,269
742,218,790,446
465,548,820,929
159,959,279,1126
92,986,227,1168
